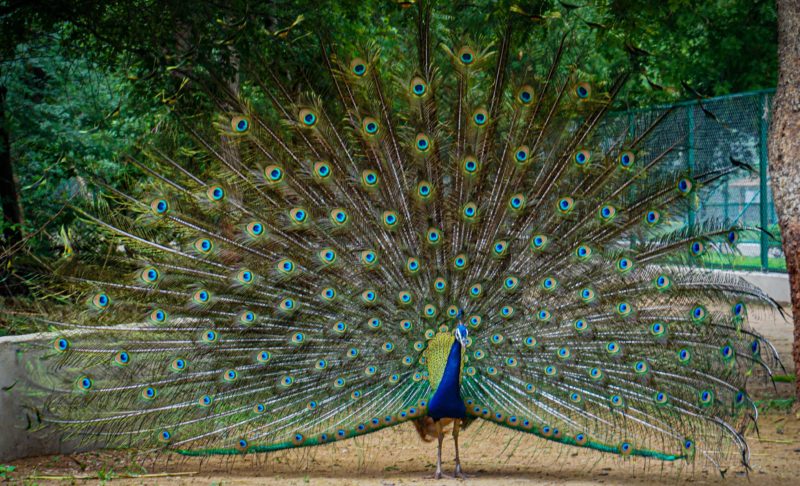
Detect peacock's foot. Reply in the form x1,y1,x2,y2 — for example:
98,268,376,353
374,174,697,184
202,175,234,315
455,463,471,479
433,469,453,480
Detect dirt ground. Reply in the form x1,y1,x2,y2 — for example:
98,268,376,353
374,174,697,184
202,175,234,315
4,311,798,485
5,412,800,485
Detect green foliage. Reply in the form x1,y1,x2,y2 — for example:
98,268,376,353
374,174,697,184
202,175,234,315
0,465,16,478
0,0,779,309
3,38,162,251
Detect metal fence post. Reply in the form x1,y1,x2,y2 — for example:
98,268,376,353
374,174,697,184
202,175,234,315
758,93,770,271
687,106,696,230
723,181,730,222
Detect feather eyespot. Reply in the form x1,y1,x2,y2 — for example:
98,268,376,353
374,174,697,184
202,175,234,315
114,351,131,366
409,76,428,97
575,82,591,99
238,310,256,325
618,151,635,168
462,156,480,175
575,244,592,260
276,259,295,275
645,210,661,225
541,277,557,291
201,330,218,344
452,253,468,270
468,315,481,328
206,185,225,202
321,287,337,301
140,266,159,284
264,165,284,185
361,170,379,188
616,257,633,273
279,298,297,313
298,108,317,127
426,227,442,245
289,207,308,225
313,161,332,180
350,58,368,77
236,269,254,285
362,117,380,135
361,250,378,267
223,369,238,382
329,208,349,226
472,108,489,127
517,85,534,105
676,177,693,195
194,238,214,254
415,133,431,152
574,149,591,166
530,234,548,250
141,386,158,400
457,46,476,65
514,146,530,164
599,205,617,222
361,289,378,304
650,322,667,338
469,283,482,298
333,321,347,334
556,196,574,214
319,248,337,265
579,287,595,302
231,116,249,133
150,309,167,323
397,291,413,305
462,202,478,221
245,221,265,238
689,240,706,256
382,210,400,229
54,337,70,352
508,193,526,211
423,304,438,318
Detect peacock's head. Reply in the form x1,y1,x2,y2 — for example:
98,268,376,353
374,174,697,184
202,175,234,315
454,324,468,347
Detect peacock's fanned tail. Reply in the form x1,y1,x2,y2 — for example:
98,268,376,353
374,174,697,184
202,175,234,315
18,1,780,467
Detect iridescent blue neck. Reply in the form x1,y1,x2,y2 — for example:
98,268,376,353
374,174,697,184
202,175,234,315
428,340,466,420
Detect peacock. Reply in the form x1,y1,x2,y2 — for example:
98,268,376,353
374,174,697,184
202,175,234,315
8,0,783,479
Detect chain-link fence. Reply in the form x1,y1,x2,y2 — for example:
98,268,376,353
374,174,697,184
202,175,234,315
625,89,785,273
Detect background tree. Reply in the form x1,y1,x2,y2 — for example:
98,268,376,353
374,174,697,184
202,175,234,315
768,0,800,402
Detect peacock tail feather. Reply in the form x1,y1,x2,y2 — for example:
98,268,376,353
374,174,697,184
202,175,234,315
11,0,781,467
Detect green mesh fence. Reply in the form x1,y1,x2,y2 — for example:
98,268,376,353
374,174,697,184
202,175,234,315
624,89,784,273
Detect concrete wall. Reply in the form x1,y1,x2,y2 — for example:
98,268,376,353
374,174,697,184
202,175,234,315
738,271,792,304
0,270,792,461
0,333,87,461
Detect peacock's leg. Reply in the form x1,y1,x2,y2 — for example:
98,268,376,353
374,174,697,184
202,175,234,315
434,420,444,479
453,419,468,478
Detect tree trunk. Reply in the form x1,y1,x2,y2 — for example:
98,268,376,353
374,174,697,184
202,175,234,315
768,0,800,401
0,85,23,247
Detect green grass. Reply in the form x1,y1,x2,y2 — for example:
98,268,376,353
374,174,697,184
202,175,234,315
701,253,787,272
